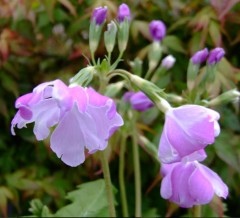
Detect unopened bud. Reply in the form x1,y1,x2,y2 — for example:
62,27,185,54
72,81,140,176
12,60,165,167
91,6,107,25
148,41,162,72
149,20,166,42
118,18,130,53
191,48,208,65
161,55,176,70
104,21,117,54
206,89,240,106
207,47,225,65
117,3,131,23
89,6,108,54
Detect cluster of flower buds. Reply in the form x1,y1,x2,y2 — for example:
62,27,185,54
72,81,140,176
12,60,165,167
187,47,225,91
89,3,131,60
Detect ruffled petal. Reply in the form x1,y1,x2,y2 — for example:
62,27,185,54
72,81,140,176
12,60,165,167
86,99,124,144
181,149,207,163
160,169,173,199
160,114,206,163
199,164,228,199
50,104,86,167
158,124,180,163
33,99,60,140
188,163,214,204
69,86,88,112
170,163,195,208
15,93,33,108
170,105,217,144
86,87,109,107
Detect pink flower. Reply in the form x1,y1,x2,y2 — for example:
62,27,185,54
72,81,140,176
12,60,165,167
160,161,228,208
11,80,123,167
123,91,154,111
158,105,220,163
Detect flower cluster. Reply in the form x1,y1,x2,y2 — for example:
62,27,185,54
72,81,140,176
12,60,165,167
11,80,123,167
158,105,228,207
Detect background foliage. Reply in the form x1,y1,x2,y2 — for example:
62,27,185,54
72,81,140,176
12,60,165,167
0,0,239,217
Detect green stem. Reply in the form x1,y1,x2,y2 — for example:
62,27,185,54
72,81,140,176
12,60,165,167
91,51,96,66
119,134,129,217
192,205,201,217
132,114,142,217
144,68,153,80
100,150,116,217
110,52,124,70
108,52,112,66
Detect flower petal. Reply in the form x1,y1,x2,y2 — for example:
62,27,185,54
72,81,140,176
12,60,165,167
170,163,195,208
170,105,217,144
188,164,214,204
199,164,228,199
33,99,60,140
50,104,86,167
86,99,124,143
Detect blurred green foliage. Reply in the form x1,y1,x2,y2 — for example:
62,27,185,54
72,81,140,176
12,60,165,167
0,0,239,217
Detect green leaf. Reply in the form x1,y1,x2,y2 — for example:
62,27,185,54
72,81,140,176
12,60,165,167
209,20,221,47
55,179,109,217
162,35,186,54
14,19,35,40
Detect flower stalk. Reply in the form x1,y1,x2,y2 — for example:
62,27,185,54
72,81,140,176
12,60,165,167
100,150,116,217
119,134,129,217
131,112,142,217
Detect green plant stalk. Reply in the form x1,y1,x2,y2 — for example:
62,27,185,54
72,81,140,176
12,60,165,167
119,134,129,217
91,51,96,66
100,150,116,217
132,114,142,217
192,205,201,217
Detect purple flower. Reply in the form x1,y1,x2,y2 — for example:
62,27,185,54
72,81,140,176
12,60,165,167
191,48,209,65
207,47,225,65
124,91,154,111
149,20,166,42
158,105,220,164
160,161,228,208
117,3,131,22
92,6,108,25
11,80,123,167
161,55,176,69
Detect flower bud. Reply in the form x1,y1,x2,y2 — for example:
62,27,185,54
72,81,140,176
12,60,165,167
206,89,240,106
117,3,131,23
191,48,208,65
118,18,130,53
89,6,108,55
91,6,107,25
161,55,176,70
148,41,162,73
123,91,154,111
207,47,225,65
104,21,117,54
69,66,96,87
149,20,166,42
